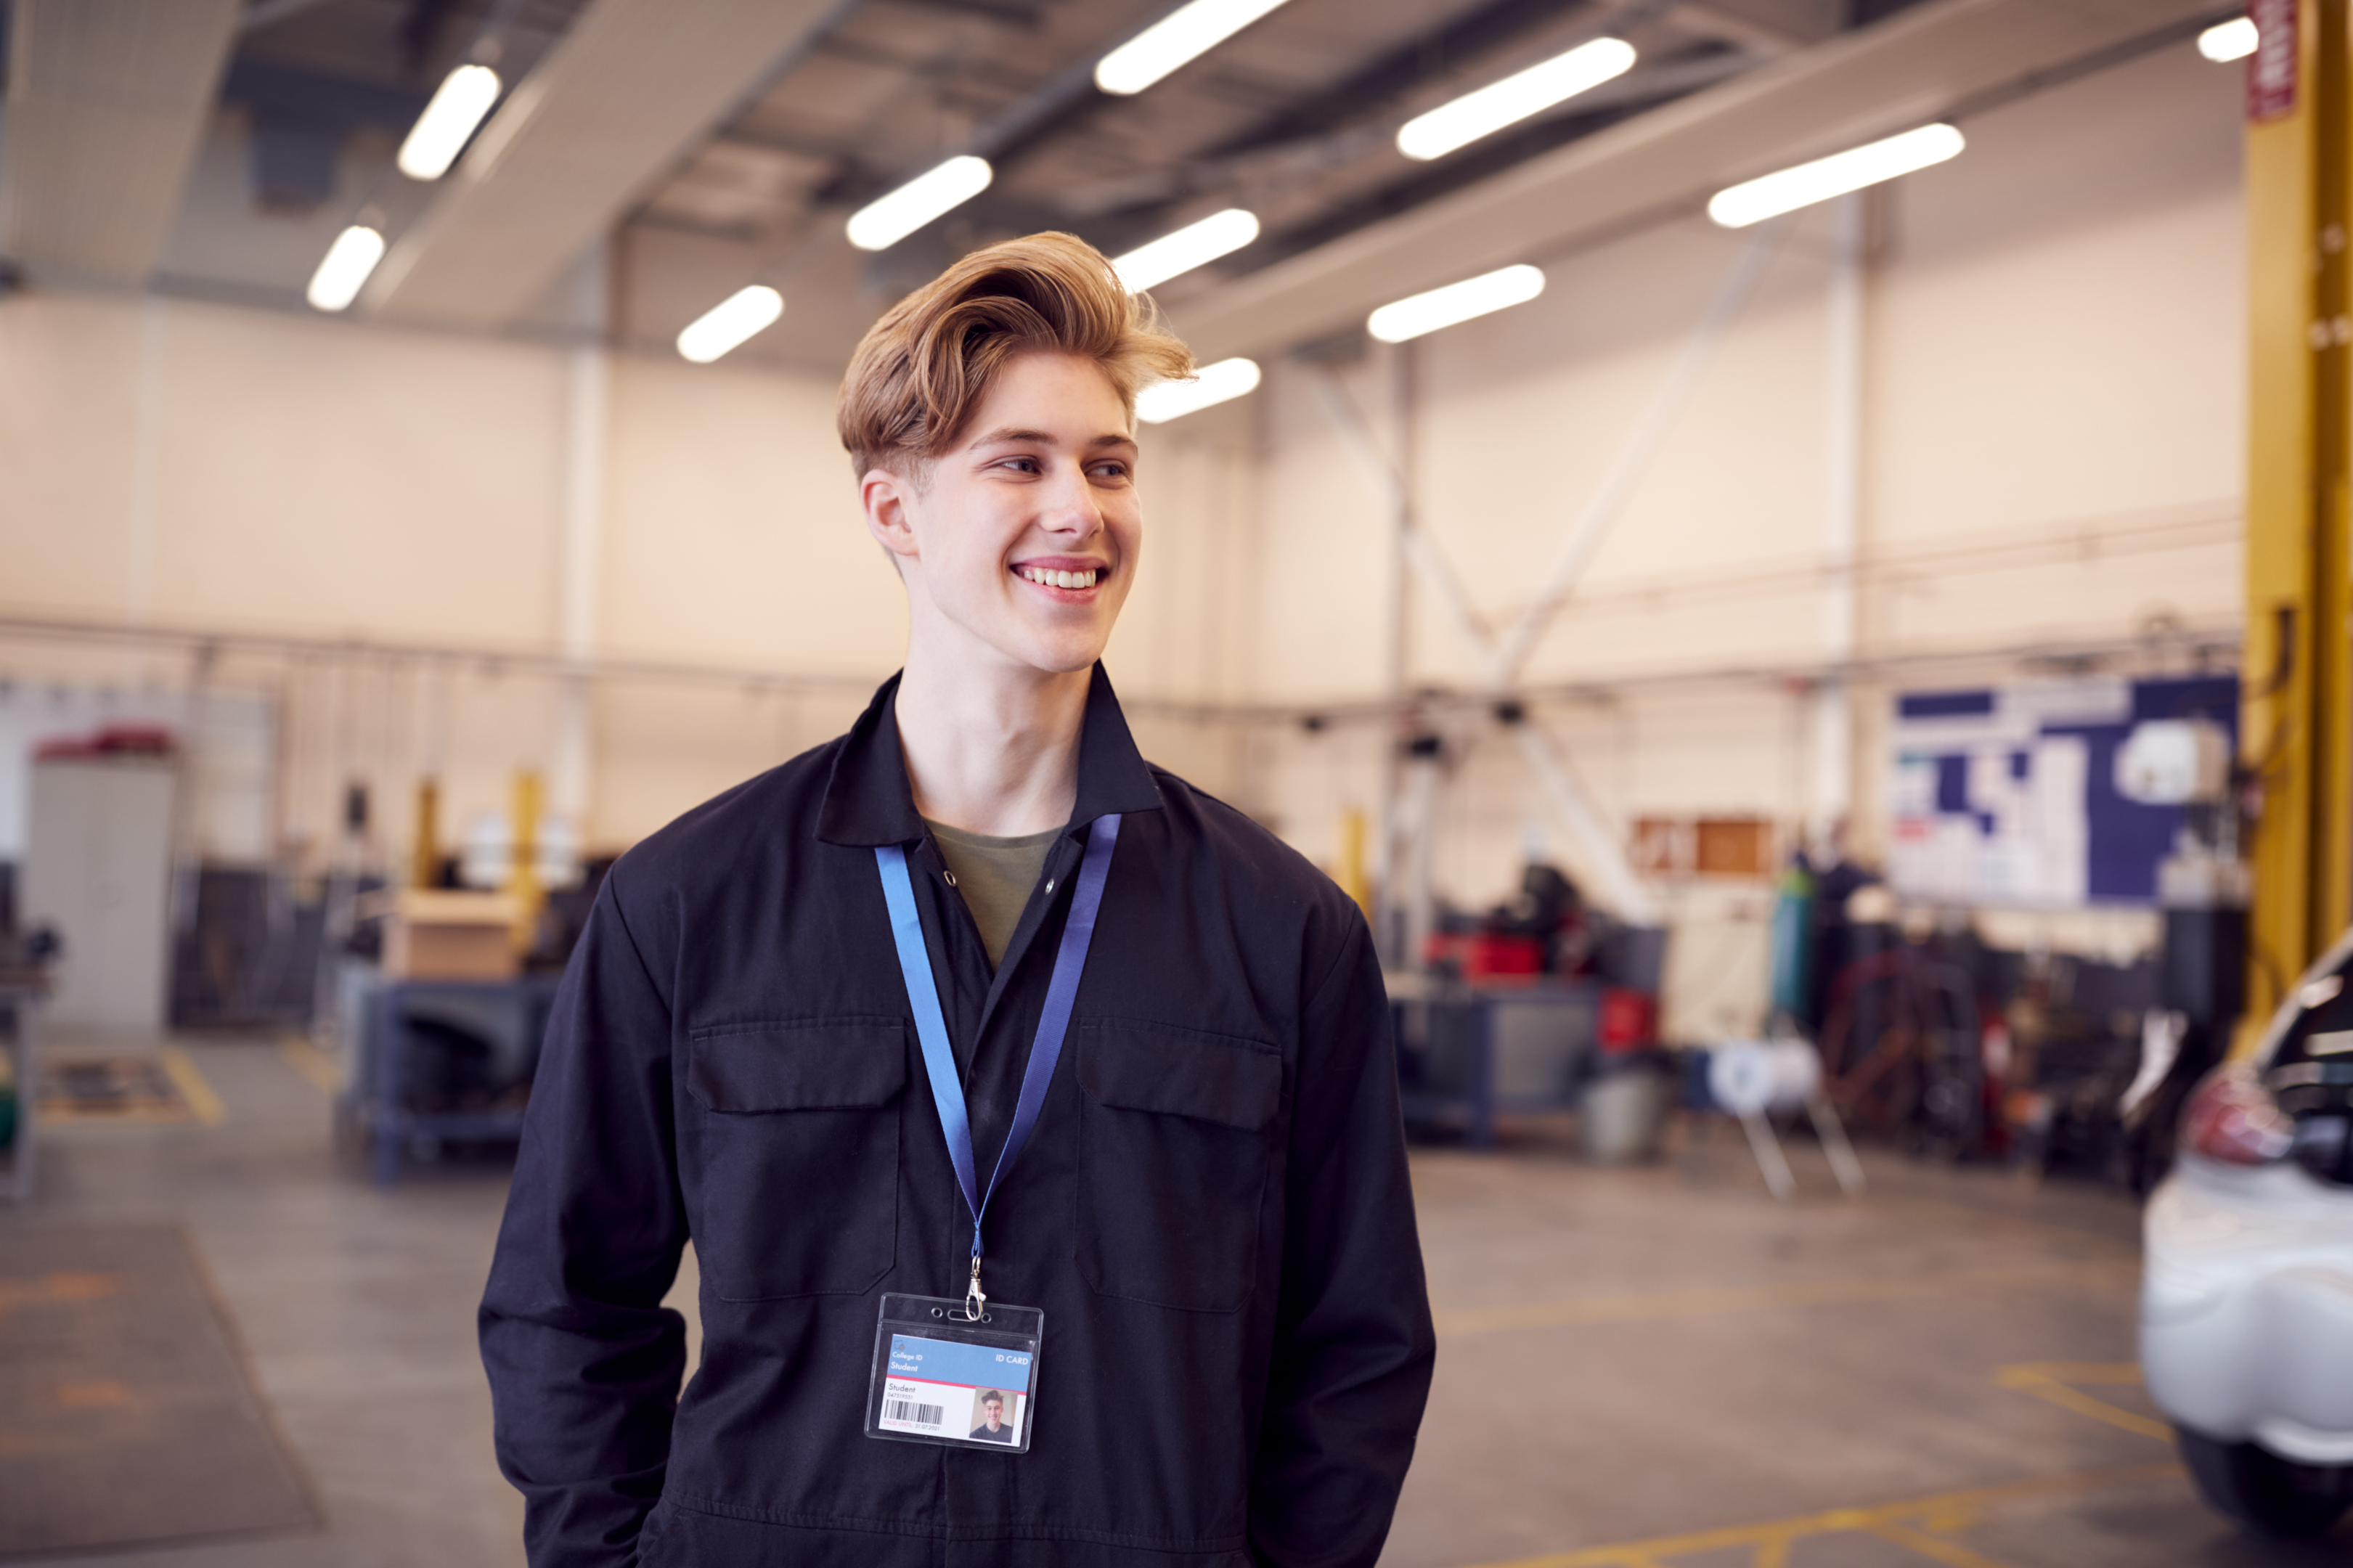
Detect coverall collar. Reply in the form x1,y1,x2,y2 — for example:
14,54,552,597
817,661,1163,848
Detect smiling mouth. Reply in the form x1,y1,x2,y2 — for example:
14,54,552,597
1014,564,1104,591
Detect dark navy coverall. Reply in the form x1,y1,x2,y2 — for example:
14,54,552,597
480,666,1435,1567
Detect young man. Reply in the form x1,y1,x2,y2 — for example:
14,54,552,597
970,1391,1014,1443
480,232,1434,1568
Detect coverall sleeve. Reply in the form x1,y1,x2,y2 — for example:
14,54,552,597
479,869,689,1567
1248,913,1438,1568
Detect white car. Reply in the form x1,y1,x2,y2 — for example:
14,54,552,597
2141,928,2353,1539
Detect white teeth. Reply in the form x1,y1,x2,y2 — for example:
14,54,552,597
1019,566,1098,589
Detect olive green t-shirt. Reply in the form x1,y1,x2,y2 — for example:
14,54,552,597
923,819,1060,970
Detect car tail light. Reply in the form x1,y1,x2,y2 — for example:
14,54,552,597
2180,1067,2295,1164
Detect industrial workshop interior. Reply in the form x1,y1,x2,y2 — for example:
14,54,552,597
9,0,2353,1561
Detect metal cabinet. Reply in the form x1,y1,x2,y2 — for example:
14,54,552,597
22,757,176,1034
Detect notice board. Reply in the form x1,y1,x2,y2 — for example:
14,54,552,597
1887,674,2238,907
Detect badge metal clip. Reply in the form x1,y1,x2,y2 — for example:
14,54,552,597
954,1255,987,1323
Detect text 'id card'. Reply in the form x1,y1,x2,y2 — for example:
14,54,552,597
865,1294,1043,1453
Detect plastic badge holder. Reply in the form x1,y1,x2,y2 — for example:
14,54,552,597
865,1293,1043,1453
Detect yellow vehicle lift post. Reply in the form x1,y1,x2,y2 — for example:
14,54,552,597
2244,0,2353,1040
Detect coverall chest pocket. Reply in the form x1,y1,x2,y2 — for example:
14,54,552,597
1074,1020,1283,1313
684,1020,906,1302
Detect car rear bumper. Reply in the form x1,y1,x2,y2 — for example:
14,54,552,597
2141,1154,2353,1463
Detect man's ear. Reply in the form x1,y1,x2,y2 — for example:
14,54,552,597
861,466,921,569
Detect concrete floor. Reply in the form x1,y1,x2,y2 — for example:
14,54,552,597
3,1034,2347,1567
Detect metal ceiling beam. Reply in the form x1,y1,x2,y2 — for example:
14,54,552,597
1247,51,1749,269
364,0,849,328
1167,0,2228,363
1204,0,1644,161
0,0,243,285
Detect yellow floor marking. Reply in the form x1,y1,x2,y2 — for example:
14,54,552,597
1867,1522,2016,1568
1453,1462,2185,1568
156,1046,227,1126
1853,1195,2142,1263
1434,1260,2133,1337
55,1380,133,1409
39,1055,197,1124
277,1037,341,1095
1994,1363,2171,1442
0,1272,123,1314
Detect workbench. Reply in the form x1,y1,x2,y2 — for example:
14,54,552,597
1390,975,1600,1147
339,969,563,1186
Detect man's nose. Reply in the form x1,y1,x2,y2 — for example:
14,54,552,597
1040,463,1104,534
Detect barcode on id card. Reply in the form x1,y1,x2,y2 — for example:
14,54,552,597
878,1377,958,1435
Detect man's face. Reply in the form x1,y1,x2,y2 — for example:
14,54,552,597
865,350,1142,678
982,1399,1003,1429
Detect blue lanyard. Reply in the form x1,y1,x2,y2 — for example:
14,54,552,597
875,812,1120,1318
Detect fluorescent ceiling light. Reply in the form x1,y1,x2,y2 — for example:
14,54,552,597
2198,17,2256,62
1137,357,1262,423
677,285,785,364
306,225,386,312
1096,0,1292,96
1367,264,1545,343
397,63,502,181
847,155,993,252
1112,208,1260,292
1397,37,1636,162
1707,123,1965,229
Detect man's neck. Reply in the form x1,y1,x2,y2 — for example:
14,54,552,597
894,649,1090,838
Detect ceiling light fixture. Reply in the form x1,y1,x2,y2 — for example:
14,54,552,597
1707,123,1965,229
306,225,386,312
1112,208,1260,293
1367,264,1545,343
847,155,994,252
1397,37,1636,162
678,285,785,364
2198,17,2257,62
397,63,502,181
1096,0,1294,96
1137,357,1262,422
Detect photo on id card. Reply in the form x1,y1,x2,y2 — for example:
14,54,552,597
865,1294,1043,1453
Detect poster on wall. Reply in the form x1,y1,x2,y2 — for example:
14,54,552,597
1888,674,2236,907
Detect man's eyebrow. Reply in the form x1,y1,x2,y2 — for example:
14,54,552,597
966,426,1138,450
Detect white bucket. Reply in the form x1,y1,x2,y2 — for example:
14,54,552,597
1705,1040,1822,1117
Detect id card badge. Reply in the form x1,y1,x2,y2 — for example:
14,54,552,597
866,1293,1043,1453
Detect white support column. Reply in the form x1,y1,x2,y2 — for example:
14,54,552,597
551,247,610,841
1382,346,1413,965
1306,353,1443,963
1810,193,1864,858
126,295,166,680
1306,362,1487,663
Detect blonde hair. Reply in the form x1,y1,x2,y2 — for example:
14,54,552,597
837,232,1194,479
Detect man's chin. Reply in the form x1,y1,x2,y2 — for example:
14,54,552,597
997,632,1109,679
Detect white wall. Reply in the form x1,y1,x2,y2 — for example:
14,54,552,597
0,280,1258,866
1233,38,2244,933
0,35,2247,997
